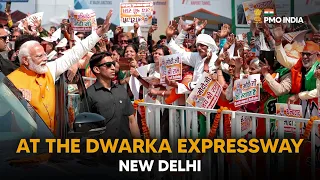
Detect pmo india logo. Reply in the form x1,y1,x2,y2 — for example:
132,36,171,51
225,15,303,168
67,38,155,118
254,8,304,24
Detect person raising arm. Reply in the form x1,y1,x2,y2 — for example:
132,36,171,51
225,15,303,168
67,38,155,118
7,10,113,133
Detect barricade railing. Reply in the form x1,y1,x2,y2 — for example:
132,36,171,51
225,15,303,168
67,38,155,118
233,111,319,180
135,102,319,180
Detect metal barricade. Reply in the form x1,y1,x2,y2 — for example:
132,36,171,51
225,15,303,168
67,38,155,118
133,102,319,180
232,111,316,180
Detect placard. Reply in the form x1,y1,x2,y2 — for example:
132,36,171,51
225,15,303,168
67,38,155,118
68,9,97,32
159,54,183,84
120,1,154,27
18,12,43,31
275,103,303,134
186,72,222,112
233,74,261,107
241,116,253,136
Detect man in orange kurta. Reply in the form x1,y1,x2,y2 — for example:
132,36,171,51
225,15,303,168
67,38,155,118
7,10,113,133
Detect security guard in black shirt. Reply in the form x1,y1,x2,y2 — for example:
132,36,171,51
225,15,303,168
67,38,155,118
0,27,18,75
86,52,141,140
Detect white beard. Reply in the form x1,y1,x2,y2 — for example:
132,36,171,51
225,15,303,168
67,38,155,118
29,59,48,74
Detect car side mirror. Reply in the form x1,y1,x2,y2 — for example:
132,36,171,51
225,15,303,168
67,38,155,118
68,112,106,138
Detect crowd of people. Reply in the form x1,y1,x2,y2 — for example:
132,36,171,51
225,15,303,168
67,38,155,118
0,7,320,145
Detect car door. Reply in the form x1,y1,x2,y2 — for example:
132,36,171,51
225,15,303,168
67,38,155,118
0,72,142,179
0,72,59,175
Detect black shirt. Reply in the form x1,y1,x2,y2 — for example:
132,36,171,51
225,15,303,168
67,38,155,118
86,80,134,139
0,54,19,76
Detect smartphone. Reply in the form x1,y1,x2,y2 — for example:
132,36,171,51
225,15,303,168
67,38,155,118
152,17,157,25
259,50,275,68
119,57,132,71
247,31,253,44
6,2,11,12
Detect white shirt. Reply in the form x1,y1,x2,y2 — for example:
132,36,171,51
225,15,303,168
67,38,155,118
47,31,101,83
167,39,219,82
167,38,220,93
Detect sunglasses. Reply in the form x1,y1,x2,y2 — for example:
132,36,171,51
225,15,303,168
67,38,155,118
98,61,115,68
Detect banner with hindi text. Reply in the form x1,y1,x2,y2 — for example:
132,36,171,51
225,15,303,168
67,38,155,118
186,72,222,112
68,9,97,32
233,74,261,107
159,54,183,85
120,1,153,27
275,103,303,134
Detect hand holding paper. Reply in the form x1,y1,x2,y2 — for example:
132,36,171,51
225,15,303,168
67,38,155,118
273,23,285,44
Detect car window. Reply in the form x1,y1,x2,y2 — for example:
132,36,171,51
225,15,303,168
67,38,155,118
0,81,37,141
0,73,54,142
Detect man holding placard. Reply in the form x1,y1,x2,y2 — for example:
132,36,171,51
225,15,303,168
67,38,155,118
166,23,220,94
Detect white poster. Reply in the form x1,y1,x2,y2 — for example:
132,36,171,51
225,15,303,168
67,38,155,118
74,0,120,25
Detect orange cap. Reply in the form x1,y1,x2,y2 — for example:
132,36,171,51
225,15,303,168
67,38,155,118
303,41,320,53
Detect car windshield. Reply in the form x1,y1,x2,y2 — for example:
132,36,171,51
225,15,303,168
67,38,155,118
0,72,54,143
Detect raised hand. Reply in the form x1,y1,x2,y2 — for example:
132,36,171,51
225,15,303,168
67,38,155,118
223,51,230,64
166,23,177,39
196,20,207,35
182,21,195,32
224,34,235,50
314,69,320,79
31,17,41,29
235,57,243,69
97,39,107,52
148,25,158,34
236,40,244,50
115,26,123,35
96,9,113,37
260,58,271,76
273,22,284,44
5,9,11,16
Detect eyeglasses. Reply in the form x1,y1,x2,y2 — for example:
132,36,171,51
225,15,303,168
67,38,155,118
98,61,115,68
0,36,8,42
120,40,128,43
302,52,315,57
